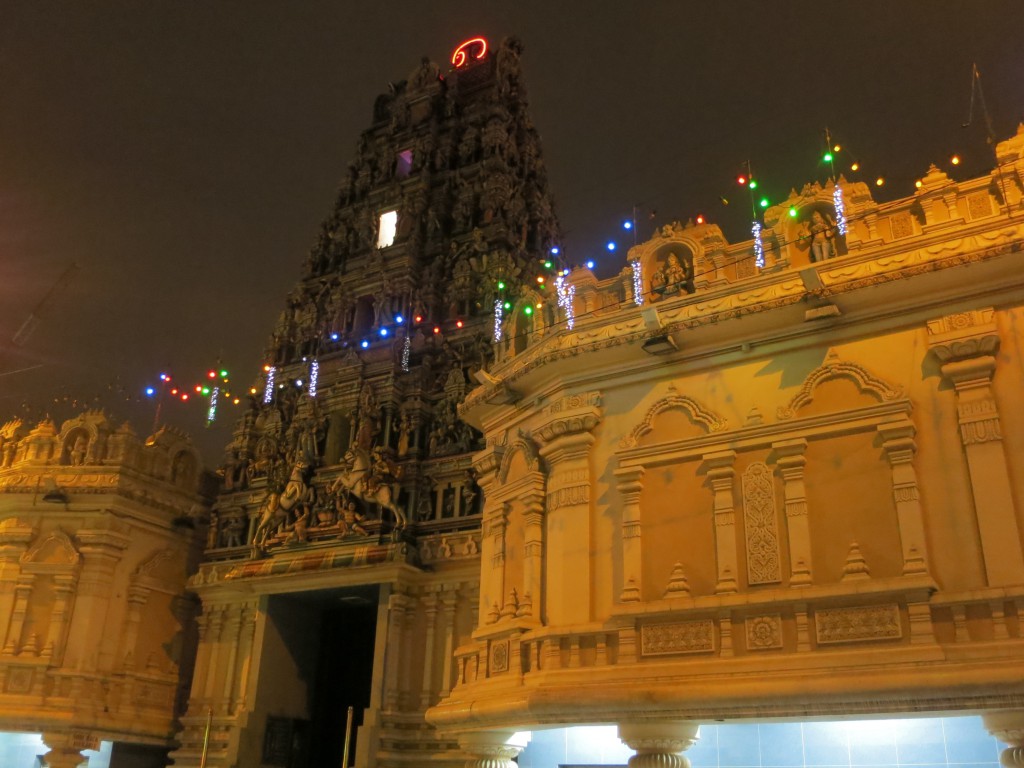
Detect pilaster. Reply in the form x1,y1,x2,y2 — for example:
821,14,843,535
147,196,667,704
877,418,930,575
536,398,600,624
773,438,812,585
701,450,739,593
928,309,1024,585
614,466,645,602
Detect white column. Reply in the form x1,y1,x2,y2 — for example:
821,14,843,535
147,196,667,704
618,722,700,768
458,730,531,768
983,711,1024,768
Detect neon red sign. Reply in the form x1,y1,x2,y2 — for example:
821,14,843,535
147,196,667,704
451,37,488,68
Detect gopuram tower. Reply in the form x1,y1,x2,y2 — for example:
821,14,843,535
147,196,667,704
174,36,560,768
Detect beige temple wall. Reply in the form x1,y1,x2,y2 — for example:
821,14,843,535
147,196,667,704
432,133,1024,756
0,415,209,768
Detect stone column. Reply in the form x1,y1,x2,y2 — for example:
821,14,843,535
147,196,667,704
983,710,1024,768
928,309,1024,585
537,426,596,624
521,490,545,619
117,583,149,670
43,572,77,663
2,574,34,654
473,445,505,624
383,591,412,711
202,606,225,702
187,611,212,712
66,523,131,671
233,601,259,714
41,731,87,768
419,591,439,709
458,730,531,768
220,603,244,714
0,519,33,647
773,438,812,585
877,418,930,575
701,450,739,594
438,587,459,699
614,466,645,602
618,721,700,768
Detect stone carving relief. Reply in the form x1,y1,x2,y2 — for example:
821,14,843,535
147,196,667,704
741,462,782,586
815,604,902,644
746,615,783,650
640,620,715,656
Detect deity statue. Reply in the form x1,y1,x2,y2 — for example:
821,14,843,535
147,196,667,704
806,210,838,262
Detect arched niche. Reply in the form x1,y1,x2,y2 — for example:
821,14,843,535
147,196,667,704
777,351,903,420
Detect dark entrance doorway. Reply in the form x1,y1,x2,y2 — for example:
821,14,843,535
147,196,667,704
306,587,378,768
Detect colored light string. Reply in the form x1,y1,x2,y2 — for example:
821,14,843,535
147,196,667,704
631,260,644,306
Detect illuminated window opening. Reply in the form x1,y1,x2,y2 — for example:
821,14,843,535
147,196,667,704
377,210,398,248
396,149,413,179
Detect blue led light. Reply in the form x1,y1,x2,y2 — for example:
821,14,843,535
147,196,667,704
586,260,595,269
623,220,633,230
606,241,616,251
550,246,560,255
394,315,404,324
360,340,369,349
379,327,389,337
330,333,339,341
145,387,155,397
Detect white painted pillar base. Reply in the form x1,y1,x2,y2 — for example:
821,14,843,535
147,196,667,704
458,730,531,768
984,711,1024,768
619,721,700,768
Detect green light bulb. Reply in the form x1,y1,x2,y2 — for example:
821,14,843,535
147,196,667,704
824,153,833,163
503,302,511,310
220,370,228,378
788,207,798,218
748,180,758,190
524,306,533,315
497,281,505,290
760,198,769,208
544,261,552,269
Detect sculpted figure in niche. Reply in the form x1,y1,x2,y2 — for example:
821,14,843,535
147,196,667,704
805,210,837,262
70,434,88,466
651,252,695,298
220,513,246,548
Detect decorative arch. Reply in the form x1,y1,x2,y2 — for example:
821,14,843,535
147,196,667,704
496,435,541,486
777,350,903,419
620,387,728,448
21,528,80,569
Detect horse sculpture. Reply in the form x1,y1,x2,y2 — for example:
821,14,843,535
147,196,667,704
251,460,314,554
330,446,407,530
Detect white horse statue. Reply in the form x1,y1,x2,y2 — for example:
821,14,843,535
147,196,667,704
330,446,407,530
251,460,313,553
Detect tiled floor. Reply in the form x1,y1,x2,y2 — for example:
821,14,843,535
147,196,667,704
517,717,1004,768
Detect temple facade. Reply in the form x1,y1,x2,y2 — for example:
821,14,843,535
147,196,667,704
0,411,209,768
175,39,1024,768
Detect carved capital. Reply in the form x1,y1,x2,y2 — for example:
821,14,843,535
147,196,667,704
618,722,700,768
927,308,1000,364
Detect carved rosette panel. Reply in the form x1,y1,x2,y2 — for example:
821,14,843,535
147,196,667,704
746,614,783,650
489,639,510,674
640,620,715,656
815,604,902,644
741,462,782,585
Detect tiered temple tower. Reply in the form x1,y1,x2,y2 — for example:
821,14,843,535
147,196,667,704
177,37,561,768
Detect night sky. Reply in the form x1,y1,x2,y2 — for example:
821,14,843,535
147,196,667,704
1,2,1022,461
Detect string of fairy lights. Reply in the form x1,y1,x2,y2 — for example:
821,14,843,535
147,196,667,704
130,124,1000,424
